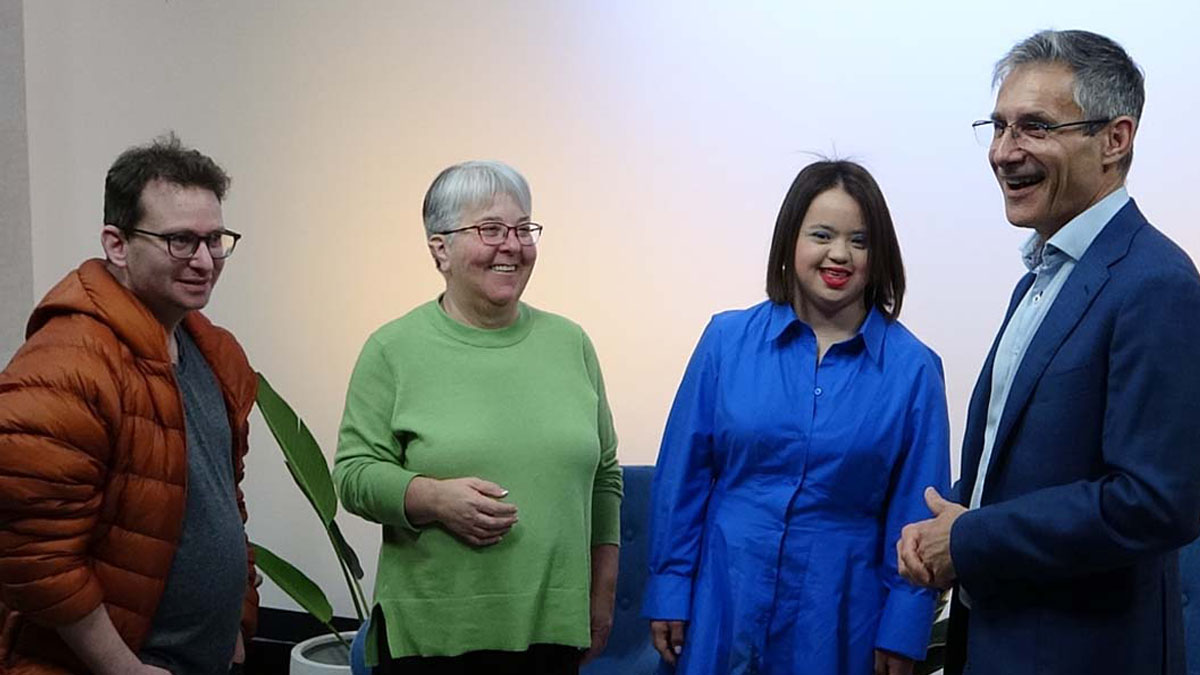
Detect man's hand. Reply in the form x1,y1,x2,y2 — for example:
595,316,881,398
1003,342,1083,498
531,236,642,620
650,620,687,666
406,476,518,547
874,648,915,675
897,487,966,589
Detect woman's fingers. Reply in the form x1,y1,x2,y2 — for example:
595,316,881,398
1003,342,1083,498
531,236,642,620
472,512,516,532
668,621,686,656
463,532,504,547
649,620,687,665
474,495,518,518
429,476,521,546
467,477,509,499
650,621,676,665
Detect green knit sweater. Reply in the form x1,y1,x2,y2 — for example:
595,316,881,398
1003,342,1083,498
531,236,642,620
333,300,622,661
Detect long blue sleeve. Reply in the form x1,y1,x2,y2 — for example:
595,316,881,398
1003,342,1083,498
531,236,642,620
642,319,721,620
876,355,951,659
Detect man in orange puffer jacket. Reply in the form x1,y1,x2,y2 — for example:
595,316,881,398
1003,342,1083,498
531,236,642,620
0,134,258,674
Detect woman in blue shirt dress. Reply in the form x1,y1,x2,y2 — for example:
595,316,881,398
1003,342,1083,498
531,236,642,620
644,160,950,675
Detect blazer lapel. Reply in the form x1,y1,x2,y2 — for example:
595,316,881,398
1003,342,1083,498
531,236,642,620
980,202,1145,499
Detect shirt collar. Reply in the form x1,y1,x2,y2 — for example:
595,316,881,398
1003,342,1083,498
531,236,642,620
767,301,886,363
766,300,798,342
1020,186,1129,271
858,306,886,363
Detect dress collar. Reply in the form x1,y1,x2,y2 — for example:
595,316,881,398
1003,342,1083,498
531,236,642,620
766,301,885,363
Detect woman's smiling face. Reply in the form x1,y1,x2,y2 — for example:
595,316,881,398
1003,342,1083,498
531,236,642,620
791,186,869,319
436,193,537,323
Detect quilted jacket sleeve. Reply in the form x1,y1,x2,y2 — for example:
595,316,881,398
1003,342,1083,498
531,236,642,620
0,320,120,626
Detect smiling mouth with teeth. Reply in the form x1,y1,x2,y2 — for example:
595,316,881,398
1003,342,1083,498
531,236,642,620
490,264,517,272
1005,175,1044,190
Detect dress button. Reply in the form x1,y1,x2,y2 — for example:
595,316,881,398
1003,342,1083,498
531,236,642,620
814,387,823,396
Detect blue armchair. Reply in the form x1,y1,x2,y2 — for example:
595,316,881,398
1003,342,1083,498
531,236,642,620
583,464,660,674
350,465,661,674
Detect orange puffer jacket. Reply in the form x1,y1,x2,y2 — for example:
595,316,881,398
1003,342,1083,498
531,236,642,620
0,259,258,674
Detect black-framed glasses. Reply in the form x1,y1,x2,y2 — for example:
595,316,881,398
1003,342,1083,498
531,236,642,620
130,228,242,260
971,118,1110,146
441,221,543,246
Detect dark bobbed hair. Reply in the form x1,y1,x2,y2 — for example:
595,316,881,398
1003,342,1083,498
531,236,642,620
765,160,905,320
104,132,230,233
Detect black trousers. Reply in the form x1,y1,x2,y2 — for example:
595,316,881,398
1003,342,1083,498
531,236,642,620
375,617,581,675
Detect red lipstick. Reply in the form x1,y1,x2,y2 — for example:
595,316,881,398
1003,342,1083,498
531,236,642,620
820,267,852,289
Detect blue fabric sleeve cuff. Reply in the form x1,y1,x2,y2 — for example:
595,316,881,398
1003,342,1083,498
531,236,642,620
875,584,939,661
641,572,693,620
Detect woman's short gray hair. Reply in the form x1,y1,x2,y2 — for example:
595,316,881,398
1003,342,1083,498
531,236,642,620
994,30,1144,172
422,161,532,237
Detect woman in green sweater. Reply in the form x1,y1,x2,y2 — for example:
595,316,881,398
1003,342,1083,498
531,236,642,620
333,160,623,675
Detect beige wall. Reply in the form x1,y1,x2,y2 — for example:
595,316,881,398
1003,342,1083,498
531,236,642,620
0,0,31,366
20,1,1200,616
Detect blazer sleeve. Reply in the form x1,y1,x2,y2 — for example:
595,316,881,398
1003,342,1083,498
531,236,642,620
641,319,721,621
951,268,1200,600
875,353,952,660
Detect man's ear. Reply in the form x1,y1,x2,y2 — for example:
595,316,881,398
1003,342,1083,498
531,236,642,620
101,225,130,267
1102,115,1137,170
427,234,451,272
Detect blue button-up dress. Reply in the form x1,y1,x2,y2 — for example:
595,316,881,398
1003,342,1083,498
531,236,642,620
643,301,950,674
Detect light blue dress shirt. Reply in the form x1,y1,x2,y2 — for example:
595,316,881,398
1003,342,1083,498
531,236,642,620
644,301,950,674
968,187,1130,510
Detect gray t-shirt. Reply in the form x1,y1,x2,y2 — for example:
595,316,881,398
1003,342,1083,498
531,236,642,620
138,328,247,674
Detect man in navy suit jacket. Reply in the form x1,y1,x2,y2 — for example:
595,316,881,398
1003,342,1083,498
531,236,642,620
897,29,1200,675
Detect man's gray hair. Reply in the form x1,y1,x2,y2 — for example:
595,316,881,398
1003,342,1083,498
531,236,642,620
994,30,1144,172
422,161,532,237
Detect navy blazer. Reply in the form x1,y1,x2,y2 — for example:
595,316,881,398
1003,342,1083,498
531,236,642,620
945,201,1200,675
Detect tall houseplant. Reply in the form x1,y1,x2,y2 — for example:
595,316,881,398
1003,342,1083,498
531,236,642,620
252,373,369,650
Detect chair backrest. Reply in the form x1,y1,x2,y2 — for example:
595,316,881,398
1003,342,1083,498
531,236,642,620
582,465,661,675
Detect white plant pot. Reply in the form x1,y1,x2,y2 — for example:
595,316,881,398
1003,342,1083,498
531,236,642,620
289,631,357,675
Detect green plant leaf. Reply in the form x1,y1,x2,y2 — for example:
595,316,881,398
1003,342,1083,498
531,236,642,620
256,373,337,526
329,520,364,580
253,542,333,623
